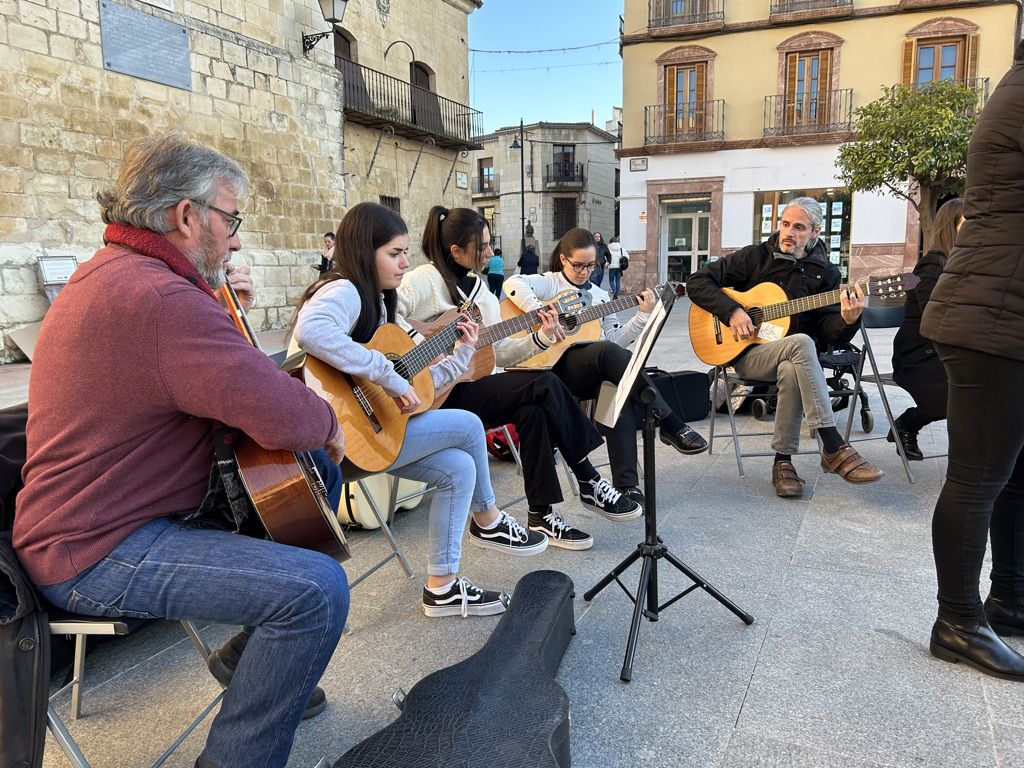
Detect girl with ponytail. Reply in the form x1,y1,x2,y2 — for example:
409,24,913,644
398,206,623,548
503,228,709,509
292,202,523,618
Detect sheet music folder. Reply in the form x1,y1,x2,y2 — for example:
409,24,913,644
595,283,678,430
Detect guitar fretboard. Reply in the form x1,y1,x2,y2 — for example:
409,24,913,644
748,278,870,324
394,319,464,380
475,292,644,348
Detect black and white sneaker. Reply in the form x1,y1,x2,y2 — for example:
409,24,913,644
622,486,645,512
579,477,643,521
528,509,594,550
421,577,510,618
469,511,548,556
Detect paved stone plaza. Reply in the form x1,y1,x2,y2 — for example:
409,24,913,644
24,301,1022,768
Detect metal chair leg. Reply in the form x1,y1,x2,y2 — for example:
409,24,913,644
860,329,915,483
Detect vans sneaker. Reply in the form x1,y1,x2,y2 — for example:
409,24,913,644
421,577,511,618
579,477,643,521
469,510,548,555
528,509,593,550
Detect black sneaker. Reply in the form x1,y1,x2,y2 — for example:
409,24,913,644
660,424,708,455
528,509,594,550
421,577,511,618
622,486,645,512
469,510,548,555
208,630,327,719
579,477,643,521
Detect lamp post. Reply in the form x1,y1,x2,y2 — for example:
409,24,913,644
302,0,349,53
510,119,526,257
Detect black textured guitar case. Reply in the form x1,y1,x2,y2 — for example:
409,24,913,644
334,569,575,768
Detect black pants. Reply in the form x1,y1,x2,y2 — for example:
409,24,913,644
487,273,503,297
442,370,603,508
552,341,675,489
893,354,948,432
932,343,1024,624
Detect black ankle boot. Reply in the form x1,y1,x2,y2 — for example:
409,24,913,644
930,617,1024,681
985,595,1024,637
886,419,923,461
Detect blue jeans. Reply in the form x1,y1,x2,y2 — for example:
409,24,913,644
38,517,348,768
608,268,622,296
387,409,494,576
311,447,342,512
591,267,605,288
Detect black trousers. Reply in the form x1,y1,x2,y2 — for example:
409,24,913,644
487,273,503,297
442,370,603,508
893,354,948,431
552,341,676,489
932,343,1024,624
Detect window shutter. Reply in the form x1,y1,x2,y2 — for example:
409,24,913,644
695,62,707,132
784,52,798,126
965,33,979,83
665,65,678,135
818,50,832,125
901,38,916,85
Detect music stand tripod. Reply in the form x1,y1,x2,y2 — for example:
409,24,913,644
584,346,754,682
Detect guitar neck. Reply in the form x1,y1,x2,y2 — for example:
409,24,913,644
395,319,463,379
220,283,264,352
755,278,868,323
476,293,641,349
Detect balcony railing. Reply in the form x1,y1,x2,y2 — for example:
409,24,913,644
912,77,990,111
649,0,724,28
764,88,853,137
544,162,585,187
472,176,499,195
644,101,725,144
338,59,483,149
770,0,852,14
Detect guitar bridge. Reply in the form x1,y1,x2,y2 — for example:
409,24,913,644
712,316,723,345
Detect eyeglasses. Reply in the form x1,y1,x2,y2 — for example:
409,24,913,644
564,260,597,273
200,202,243,237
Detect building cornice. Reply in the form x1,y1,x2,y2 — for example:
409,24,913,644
443,0,483,14
621,0,1016,47
616,132,854,157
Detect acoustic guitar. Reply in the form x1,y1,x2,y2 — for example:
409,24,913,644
297,307,473,473
219,283,350,562
499,283,685,370
687,272,917,366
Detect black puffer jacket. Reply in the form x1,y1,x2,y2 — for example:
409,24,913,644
686,231,859,348
922,50,1024,360
893,249,945,379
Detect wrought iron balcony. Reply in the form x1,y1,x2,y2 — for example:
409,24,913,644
911,77,990,111
649,0,724,28
472,176,499,196
544,162,585,188
644,101,725,144
338,59,483,149
764,88,853,137
770,0,852,15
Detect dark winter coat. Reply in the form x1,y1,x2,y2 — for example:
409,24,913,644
686,231,859,349
892,249,946,385
921,53,1024,361
594,241,612,268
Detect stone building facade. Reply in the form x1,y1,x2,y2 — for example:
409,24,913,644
0,0,481,363
468,122,618,274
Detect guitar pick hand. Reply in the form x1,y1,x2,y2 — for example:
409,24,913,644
840,282,865,325
729,307,757,341
394,386,421,414
538,307,566,343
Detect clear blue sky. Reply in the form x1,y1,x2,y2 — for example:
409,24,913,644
468,0,624,134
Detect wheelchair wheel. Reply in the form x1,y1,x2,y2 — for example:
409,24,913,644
750,398,769,421
861,409,874,433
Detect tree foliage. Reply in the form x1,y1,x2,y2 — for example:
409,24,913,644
836,80,980,244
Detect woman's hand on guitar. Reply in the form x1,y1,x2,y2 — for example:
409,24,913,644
538,307,566,343
454,316,480,347
637,289,657,314
729,307,757,341
840,283,865,325
393,385,421,414
324,425,346,464
225,263,255,312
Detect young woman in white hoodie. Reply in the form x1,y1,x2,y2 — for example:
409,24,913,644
503,228,708,509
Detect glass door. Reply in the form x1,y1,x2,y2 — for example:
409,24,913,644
661,203,712,283
665,216,694,283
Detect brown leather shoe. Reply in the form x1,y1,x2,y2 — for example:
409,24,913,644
771,461,805,498
820,443,884,484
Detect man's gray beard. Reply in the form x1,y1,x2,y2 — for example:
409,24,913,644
200,264,227,289
184,247,227,289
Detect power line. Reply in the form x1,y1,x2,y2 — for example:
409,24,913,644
469,38,619,54
474,60,619,74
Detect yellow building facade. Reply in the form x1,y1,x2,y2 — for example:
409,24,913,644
617,0,1019,289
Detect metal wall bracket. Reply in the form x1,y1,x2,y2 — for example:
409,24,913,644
407,137,435,191
366,125,396,179
442,149,469,194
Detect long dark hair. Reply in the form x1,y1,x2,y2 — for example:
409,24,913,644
295,202,408,343
421,205,487,304
925,197,965,261
549,227,596,273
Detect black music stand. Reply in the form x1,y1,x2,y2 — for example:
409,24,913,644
584,285,754,682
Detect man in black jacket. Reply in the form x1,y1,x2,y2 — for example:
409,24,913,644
687,196,883,498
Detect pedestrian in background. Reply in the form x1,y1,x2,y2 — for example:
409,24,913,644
317,231,335,274
592,231,611,288
607,235,627,299
518,244,539,275
486,246,505,297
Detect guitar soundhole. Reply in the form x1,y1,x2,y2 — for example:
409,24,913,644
562,315,579,334
747,307,764,326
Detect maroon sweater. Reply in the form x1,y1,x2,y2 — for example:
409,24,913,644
14,245,338,586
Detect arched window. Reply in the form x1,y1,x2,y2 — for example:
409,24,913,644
901,18,979,86
411,62,433,92
333,28,355,71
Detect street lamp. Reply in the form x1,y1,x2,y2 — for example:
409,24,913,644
302,0,349,53
510,119,526,257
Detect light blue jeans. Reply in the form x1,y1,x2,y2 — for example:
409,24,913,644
38,517,348,768
387,408,495,576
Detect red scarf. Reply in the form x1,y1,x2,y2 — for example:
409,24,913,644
103,223,217,300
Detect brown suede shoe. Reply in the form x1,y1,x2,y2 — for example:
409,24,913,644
820,443,884,484
772,461,805,498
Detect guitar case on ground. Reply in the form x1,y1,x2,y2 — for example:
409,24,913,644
334,570,575,768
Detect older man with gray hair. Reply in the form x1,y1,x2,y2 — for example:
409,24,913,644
14,132,346,767
687,196,883,498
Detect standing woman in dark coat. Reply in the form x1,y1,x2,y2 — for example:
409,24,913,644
889,197,964,460
921,44,1024,681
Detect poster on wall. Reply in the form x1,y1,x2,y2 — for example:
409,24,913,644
830,234,842,250
840,265,848,278
832,201,843,216
830,218,842,233
761,204,773,219
819,202,828,218
830,252,841,264
761,218,772,234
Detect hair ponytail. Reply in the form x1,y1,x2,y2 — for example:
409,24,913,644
421,206,487,304
549,227,595,273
